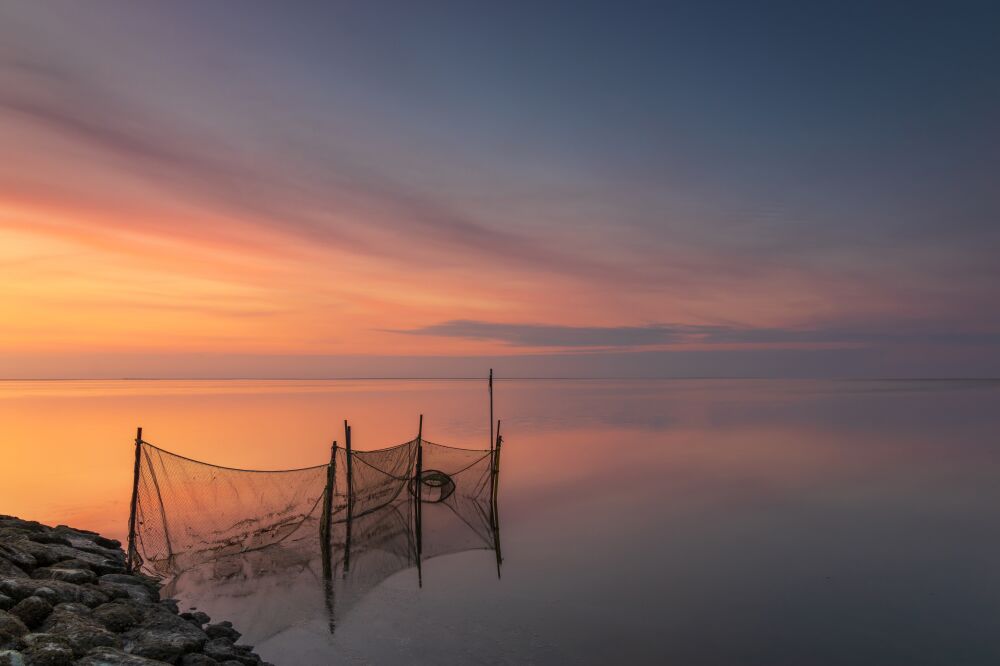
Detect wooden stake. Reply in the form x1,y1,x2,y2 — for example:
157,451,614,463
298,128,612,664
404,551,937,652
320,441,337,551
321,440,337,634
416,414,423,587
344,421,353,518
489,368,494,452
344,421,352,575
492,426,503,509
126,426,142,572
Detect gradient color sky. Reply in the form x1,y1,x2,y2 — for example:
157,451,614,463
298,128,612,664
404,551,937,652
1,1,998,378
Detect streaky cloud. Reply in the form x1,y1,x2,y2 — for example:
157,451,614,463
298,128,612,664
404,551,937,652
391,319,1000,349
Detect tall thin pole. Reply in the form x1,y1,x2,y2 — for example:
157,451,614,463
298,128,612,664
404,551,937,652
344,420,353,517
489,368,494,452
126,426,142,572
321,440,337,635
490,419,502,577
416,414,423,587
321,441,337,550
493,426,504,578
491,421,502,507
344,421,352,576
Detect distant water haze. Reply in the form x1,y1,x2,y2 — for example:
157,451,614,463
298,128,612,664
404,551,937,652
3,378,1000,663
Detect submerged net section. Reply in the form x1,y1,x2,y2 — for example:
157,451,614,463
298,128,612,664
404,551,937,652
342,439,417,520
419,441,496,557
134,442,328,576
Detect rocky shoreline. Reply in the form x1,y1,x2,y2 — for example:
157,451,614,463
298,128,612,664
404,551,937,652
0,515,273,666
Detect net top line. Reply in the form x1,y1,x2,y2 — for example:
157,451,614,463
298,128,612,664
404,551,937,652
139,435,494,475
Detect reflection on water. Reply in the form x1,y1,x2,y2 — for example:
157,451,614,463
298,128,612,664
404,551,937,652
162,493,502,647
3,379,1000,664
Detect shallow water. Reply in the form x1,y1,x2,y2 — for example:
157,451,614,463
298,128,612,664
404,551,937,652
2,378,1000,664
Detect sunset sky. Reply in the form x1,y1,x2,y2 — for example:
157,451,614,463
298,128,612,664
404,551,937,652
1,1,998,378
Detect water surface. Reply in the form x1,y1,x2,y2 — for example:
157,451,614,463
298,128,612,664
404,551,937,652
2,379,999,664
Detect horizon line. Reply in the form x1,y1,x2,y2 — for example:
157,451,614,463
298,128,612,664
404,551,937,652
1,376,999,382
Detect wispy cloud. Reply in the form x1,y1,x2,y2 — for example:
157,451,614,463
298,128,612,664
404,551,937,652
391,319,1000,349
0,54,636,283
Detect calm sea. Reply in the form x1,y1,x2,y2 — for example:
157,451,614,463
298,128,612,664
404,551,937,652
2,378,1000,664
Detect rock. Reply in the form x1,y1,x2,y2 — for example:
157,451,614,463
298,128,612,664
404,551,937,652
98,575,154,589
91,603,144,633
24,591,56,608
0,649,24,666
1,518,265,666
204,623,240,642
31,567,97,585
39,606,120,657
0,580,78,605
92,584,129,601
19,633,73,666
93,536,122,551
23,534,72,548
179,612,210,627
0,545,36,572
76,585,113,608
202,638,260,666
7,598,52,629
158,599,179,614
48,558,94,573
0,560,27,580
0,610,28,645
75,647,170,665
178,655,217,666
49,603,89,616
10,542,120,576
0,520,43,534
97,576,157,605
122,605,206,663
52,531,124,563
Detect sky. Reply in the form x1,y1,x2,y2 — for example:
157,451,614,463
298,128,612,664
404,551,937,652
0,0,998,378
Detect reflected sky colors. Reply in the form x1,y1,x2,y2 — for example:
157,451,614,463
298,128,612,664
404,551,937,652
1,2,999,378
2,379,1000,663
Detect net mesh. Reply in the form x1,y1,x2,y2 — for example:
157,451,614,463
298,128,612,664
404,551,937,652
132,435,499,581
134,443,328,576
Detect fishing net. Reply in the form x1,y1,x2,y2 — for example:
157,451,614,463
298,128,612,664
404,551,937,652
132,442,328,576
130,435,499,581
419,441,497,559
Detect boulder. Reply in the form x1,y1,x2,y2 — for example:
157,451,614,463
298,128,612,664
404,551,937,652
0,561,26,580
122,605,207,663
31,567,97,585
75,647,171,665
98,576,158,604
0,545,36,572
159,599,180,614
91,603,144,633
11,542,120,576
39,606,121,657
0,520,43,534
0,649,24,666
178,655,217,666
23,534,72,548
204,623,240,642
0,597,12,612
178,612,210,628
76,585,113,608
49,603,89,615
7,597,52,629
0,579,79,605
0,610,28,646
202,638,260,666
19,633,73,666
